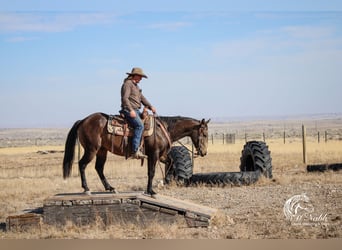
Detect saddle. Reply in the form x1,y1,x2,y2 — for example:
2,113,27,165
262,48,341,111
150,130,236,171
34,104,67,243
107,114,154,137
106,113,171,162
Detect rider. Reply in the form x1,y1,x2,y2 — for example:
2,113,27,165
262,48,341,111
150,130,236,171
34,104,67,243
120,67,157,159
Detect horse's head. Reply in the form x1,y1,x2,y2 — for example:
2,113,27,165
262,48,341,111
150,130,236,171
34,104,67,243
191,118,210,157
158,116,210,157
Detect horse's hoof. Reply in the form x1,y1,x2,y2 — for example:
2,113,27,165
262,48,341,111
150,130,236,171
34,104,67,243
110,189,118,194
144,191,157,198
84,190,92,196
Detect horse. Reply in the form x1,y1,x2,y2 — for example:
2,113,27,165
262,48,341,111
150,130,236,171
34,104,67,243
62,112,210,195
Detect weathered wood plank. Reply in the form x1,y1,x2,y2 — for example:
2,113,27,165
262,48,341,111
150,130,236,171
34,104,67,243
137,194,217,218
44,191,143,203
6,213,42,231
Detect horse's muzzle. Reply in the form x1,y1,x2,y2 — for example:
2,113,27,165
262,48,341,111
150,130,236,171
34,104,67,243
196,149,207,157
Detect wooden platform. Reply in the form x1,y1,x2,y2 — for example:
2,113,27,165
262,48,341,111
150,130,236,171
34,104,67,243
6,213,42,231
43,192,217,227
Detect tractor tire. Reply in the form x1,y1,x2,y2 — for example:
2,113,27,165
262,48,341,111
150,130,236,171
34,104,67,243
189,170,261,186
164,146,193,185
307,163,342,172
240,141,272,178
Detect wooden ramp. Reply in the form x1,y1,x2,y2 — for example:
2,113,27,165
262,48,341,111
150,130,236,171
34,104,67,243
43,192,217,227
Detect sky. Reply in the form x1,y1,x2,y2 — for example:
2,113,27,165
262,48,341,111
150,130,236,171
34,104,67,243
1,1,342,127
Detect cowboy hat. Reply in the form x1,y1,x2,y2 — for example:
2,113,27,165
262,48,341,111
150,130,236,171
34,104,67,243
126,67,148,78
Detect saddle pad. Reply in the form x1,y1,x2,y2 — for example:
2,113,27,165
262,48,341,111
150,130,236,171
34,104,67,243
107,115,154,137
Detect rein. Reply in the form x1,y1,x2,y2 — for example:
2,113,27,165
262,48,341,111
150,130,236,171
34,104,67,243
152,114,172,182
175,140,196,157
153,116,207,183
154,115,172,148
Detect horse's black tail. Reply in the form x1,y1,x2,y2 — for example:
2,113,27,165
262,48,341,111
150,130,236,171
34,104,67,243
63,120,82,179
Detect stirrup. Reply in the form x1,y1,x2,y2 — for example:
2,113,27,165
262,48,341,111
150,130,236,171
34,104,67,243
131,151,148,159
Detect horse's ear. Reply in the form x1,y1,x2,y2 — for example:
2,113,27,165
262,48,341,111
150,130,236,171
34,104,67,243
200,118,210,125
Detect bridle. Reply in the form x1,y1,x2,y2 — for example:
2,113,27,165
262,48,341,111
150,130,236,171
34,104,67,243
194,123,207,156
154,116,208,156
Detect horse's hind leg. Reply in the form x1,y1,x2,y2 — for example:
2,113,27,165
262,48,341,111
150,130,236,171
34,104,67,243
95,147,116,193
79,148,97,193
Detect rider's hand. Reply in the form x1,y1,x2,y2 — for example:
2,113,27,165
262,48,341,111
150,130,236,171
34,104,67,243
150,106,157,114
130,110,136,118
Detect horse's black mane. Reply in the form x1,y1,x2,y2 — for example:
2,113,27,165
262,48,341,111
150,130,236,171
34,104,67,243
155,116,200,133
158,116,197,122
158,116,198,126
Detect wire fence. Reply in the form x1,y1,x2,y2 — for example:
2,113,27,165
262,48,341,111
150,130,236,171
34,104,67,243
200,123,342,165
206,118,342,145
208,128,342,145
1,120,341,148
176,126,342,145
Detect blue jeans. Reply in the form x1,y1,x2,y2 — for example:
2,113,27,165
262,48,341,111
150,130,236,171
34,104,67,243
121,109,144,153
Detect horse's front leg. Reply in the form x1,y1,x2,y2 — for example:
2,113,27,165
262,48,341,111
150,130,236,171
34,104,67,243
95,148,116,193
146,156,157,196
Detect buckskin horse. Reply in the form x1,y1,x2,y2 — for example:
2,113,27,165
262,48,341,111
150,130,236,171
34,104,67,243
62,112,210,195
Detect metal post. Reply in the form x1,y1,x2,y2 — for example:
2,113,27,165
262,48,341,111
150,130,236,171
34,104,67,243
318,131,320,143
302,124,307,164
325,131,328,143
77,137,81,176
191,143,194,169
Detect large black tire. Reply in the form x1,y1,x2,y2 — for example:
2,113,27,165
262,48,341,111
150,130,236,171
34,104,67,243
189,171,261,186
307,163,342,172
164,146,193,185
240,141,272,178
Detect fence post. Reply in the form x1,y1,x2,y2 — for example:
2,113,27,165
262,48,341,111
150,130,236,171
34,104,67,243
77,138,81,162
76,137,81,176
325,131,328,143
302,124,307,164
192,143,194,169
317,131,320,143
211,134,214,145
283,131,286,144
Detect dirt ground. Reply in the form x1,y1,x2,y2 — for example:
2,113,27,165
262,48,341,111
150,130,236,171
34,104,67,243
0,122,341,239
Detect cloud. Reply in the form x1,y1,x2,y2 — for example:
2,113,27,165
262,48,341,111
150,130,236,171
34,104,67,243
0,12,117,33
282,25,335,39
147,21,192,31
5,36,39,42
205,23,342,114
211,24,342,63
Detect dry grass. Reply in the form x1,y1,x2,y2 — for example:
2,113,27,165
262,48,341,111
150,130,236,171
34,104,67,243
0,130,341,239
